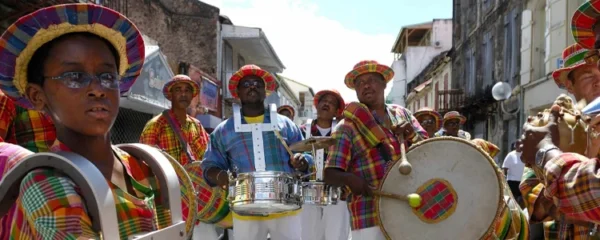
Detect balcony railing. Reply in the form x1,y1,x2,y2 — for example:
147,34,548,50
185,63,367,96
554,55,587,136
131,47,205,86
437,89,464,114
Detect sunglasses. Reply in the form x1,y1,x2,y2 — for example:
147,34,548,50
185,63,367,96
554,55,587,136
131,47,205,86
240,80,265,88
45,72,120,89
421,119,435,125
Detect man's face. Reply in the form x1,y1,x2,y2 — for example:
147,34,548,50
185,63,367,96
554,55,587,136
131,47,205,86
417,115,437,135
316,94,339,120
354,73,386,106
170,82,194,109
279,109,293,119
564,64,600,103
237,76,266,104
444,119,461,136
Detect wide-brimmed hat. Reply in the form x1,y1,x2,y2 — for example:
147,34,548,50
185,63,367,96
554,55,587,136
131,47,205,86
443,111,466,125
314,89,346,116
344,60,394,89
552,44,594,89
414,107,443,130
228,64,277,99
572,0,600,49
277,105,295,118
0,3,144,109
162,75,200,101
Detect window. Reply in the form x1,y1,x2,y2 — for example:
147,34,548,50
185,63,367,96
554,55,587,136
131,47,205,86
504,9,518,86
465,47,476,96
223,41,233,85
482,31,494,87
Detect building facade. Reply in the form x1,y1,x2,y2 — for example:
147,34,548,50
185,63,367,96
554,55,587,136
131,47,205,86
452,0,524,158
387,19,453,107
405,52,456,117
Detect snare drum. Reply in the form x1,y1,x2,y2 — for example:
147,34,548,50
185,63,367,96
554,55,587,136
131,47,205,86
228,171,302,215
184,162,233,228
302,181,340,206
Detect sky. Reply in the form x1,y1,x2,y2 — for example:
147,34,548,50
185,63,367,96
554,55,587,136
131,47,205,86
201,0,452,102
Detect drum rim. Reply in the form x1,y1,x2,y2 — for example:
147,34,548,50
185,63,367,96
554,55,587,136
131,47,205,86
375,136,505,240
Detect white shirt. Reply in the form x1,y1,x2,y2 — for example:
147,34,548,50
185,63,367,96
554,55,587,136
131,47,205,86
502,150,524,181
316,125,331,136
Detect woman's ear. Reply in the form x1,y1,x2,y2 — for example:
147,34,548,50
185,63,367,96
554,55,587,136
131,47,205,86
25,84,47,111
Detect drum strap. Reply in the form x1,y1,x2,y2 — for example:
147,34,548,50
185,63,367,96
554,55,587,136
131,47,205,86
233,104,278,172
162,110,195,162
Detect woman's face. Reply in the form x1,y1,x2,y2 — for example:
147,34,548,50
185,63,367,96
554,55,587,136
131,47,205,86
27,34,120,137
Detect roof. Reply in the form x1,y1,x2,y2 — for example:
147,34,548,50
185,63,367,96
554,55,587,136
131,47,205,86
391,21,433,53
277,74,315,96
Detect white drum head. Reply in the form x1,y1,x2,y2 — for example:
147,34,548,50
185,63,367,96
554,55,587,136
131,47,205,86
377,137,503,240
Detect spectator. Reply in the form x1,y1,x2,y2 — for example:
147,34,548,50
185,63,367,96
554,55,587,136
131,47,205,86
502,142,524,207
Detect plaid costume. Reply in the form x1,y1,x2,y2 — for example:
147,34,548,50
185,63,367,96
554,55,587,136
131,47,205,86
325,104,427,230
140,110,209,166
201,110,312,220
0,143,34,240
0,92,56,153
9,140,172,239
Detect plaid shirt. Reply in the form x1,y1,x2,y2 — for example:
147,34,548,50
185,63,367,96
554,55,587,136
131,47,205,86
202,110,312,182
325,105,427,230
0,92,55,152
9,140,172,240
140,110,209,166
0,143,33,240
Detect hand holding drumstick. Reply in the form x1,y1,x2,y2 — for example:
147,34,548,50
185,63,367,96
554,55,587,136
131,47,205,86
391,121,414,175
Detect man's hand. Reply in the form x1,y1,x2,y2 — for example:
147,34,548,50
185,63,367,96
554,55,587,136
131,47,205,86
520,105,561,166
290,153,308,171
392,121,414,140
345,175,373,197
207,168,229,188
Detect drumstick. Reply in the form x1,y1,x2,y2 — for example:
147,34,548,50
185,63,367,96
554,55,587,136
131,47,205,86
373,190,422,208
273,130,294,157
397,132,412,175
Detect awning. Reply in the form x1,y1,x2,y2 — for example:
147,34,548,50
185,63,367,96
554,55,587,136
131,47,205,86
414,79,432,93
222,24,285,73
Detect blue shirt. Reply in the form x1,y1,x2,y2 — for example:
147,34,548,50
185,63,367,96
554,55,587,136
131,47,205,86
201,110,313,186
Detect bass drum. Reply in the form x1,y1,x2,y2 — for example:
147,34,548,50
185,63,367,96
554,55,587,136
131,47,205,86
377,137,508,240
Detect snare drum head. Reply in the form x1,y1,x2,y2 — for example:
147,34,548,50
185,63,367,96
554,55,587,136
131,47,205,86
377,137,503,240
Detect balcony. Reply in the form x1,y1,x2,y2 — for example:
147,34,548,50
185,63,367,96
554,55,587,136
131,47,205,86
437,89,464,115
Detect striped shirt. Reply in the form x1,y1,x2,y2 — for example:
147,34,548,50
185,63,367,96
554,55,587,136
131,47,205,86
140,110,209,166
325,105,427,230
9,140,172,240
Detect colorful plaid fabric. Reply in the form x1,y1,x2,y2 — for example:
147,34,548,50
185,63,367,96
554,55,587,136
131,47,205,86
344,60,394,89
571,0,600,50
162,75,200,100
413,179,456,222
325,104,427,230
9,140,171,239
0,3,145,109
471,138,500,158
0,142,33,240
313,89,345,116
140,110,209,166
414,107,443,131
202,109,312,178
228,65,277,98
552,44,591,89
0,92,56,153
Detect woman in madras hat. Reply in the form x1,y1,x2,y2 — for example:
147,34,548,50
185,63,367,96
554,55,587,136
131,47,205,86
278,105,296,121
414,107,442,138
0,3,192,239
435,111,471,140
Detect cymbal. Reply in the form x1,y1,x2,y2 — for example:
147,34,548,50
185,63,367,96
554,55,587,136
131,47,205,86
289,137,337,152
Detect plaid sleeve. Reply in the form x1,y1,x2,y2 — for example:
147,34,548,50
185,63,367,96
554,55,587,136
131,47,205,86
139,118,160,147
194,122,210,160
544,152,600,222
18,169,98,239
0,93,15,139
201,127,231,187
325,124,352,171
401,107,428,142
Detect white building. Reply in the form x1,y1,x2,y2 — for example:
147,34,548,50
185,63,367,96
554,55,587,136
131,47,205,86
387,19,453,107
217,15,285,118
404,53,453,114
520,0,586,116
278,75,316,126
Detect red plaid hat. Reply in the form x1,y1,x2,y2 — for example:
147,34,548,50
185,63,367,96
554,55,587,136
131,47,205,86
572,0,600,49
277,105,295,118
344,60,394,89
314,89,346,116
162,75,200,101
228,64,276,99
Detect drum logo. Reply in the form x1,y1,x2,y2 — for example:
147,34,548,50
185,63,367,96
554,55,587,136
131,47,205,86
412,178,458,223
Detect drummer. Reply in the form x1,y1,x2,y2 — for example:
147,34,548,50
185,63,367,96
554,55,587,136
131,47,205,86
323,60,428,240
278,105,296,121
299,89,351,240
139,75,215,239
413,107,443,138
201,64,313,240
434,111,471,139
520,43,600,239
0,3,195,238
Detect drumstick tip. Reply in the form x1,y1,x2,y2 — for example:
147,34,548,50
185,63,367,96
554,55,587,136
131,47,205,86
407,193,422,208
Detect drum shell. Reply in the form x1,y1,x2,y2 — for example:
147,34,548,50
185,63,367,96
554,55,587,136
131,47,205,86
184,162,232,228
302,181,340,206
228,171,302,215
377,137,508,240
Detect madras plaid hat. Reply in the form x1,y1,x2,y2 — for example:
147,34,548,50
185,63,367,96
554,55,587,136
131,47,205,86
277,105,295,117
552,44,594,89
313,89,346,116
414,107,443,130
344,60,394,89
228,64,276,99
572,0,600,49
0,3,145,109
162,75,200,101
